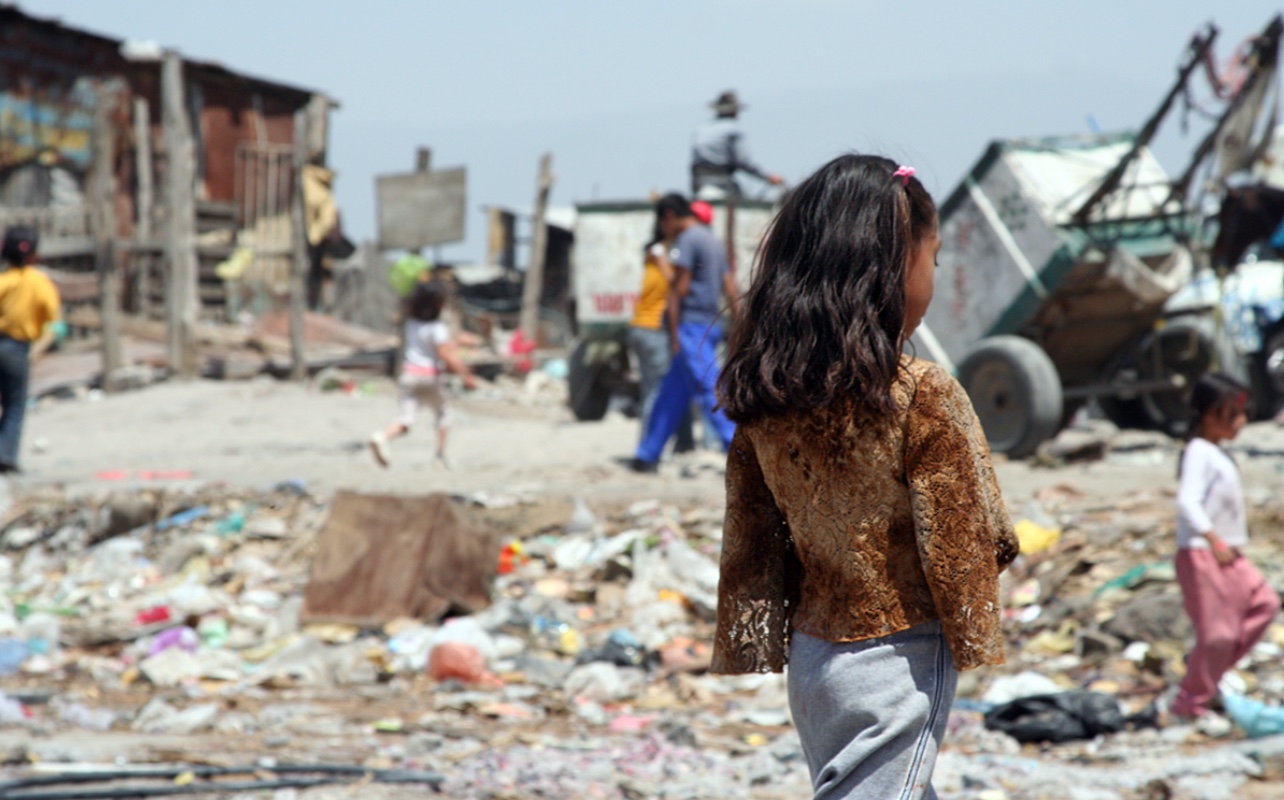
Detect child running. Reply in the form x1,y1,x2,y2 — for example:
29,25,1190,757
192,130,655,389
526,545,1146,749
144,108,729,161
712,154,1017,799
1170,373,1279,721
369,279,476,469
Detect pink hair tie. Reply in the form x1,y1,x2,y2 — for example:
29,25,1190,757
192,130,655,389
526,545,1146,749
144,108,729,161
892,165,915,186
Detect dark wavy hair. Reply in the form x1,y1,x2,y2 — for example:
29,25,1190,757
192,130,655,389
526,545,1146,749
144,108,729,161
1179,371,1251,477
2,225,38,267
1188,372,1251,437
718,154,937,423
407,278,447,323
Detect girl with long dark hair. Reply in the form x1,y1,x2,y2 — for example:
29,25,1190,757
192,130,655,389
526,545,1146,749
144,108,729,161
712,154,1017,799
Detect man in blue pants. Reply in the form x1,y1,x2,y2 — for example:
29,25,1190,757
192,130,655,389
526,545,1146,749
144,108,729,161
630,194,739,473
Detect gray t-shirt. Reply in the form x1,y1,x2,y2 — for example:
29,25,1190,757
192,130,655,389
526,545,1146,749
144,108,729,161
670,225,728,328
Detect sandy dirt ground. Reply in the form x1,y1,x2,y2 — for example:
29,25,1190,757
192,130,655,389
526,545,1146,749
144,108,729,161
17,374,1284,510
19,377,677,502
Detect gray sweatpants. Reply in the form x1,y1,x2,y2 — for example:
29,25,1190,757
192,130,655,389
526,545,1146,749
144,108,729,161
787,621,957,800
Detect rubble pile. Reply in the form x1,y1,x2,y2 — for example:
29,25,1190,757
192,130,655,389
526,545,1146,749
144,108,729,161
1,435,1284,798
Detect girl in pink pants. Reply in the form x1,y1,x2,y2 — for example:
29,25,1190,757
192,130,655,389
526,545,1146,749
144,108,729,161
1171,373,1280,721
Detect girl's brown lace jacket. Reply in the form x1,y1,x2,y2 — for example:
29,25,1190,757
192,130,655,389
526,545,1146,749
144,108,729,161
712,358,1019,674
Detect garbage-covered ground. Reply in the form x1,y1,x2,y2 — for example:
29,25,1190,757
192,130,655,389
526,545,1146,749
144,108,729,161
5,373,1284,799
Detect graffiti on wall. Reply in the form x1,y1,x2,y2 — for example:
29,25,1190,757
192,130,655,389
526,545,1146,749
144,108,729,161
0,76,124,173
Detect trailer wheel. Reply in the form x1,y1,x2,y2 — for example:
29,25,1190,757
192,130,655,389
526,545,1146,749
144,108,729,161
1136,318,1244,434
957,336,1064,458
1096,350,1152,430
568,340,612,421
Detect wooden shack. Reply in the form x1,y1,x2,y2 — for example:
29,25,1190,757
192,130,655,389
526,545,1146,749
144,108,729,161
0,4,337,329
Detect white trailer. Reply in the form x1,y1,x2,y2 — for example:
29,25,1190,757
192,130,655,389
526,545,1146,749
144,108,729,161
567,199,776,420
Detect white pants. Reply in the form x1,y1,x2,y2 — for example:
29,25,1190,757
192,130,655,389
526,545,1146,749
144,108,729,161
397,374,450,429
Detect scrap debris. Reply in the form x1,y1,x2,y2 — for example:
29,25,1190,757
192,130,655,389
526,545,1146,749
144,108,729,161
2,421,1284,799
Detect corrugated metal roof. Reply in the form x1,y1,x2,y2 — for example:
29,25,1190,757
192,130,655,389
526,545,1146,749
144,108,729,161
0,3,335,105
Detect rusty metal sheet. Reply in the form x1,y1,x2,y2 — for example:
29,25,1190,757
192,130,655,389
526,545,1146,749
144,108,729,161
376,167,467,250
301,491,500,627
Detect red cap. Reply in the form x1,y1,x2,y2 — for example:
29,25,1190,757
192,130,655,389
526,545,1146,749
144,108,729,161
690,201,714,225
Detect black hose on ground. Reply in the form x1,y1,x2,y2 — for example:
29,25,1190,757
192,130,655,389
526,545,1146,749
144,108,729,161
0,764,445,799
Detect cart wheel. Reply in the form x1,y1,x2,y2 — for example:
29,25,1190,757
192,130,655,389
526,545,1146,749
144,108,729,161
568,340,612,421
957,336,1064,458
1096,349,1152,431
1136,318,1244,434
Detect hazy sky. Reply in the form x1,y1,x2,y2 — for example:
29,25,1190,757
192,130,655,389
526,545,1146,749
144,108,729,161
23,1,1284,262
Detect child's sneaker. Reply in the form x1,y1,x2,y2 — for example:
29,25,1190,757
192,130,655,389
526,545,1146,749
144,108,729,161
369,432,391,468
1195,711,1233,739
436,452,453,471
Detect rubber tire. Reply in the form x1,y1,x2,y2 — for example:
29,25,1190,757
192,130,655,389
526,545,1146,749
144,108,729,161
1096,347,1153,431
568,340,611,422
957,336,1064,459
1135,317,1246,434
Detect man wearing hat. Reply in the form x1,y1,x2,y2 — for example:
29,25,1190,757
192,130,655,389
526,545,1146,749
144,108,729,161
0,226,61,473
690,90,783,201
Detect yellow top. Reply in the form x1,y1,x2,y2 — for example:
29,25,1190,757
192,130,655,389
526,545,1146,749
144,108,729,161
0,266,60,343
630,255,669,330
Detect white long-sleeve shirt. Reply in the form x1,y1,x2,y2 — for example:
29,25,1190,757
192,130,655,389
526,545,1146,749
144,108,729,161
1176,437,1248,550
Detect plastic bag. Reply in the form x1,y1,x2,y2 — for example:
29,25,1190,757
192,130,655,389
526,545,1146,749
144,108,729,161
983,691,1124,743
388,253,432,297
1223,691,1284,738
428,641,502,687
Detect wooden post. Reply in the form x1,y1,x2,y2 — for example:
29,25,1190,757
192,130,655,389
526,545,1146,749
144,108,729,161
93,90,123,386
289,107,310,381
306,94,331,165
133,96,153,317
162,52,200,378
520,152,554,342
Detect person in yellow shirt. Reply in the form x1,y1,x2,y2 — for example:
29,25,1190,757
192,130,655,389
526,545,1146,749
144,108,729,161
628,224,694,451
0,226,61,472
